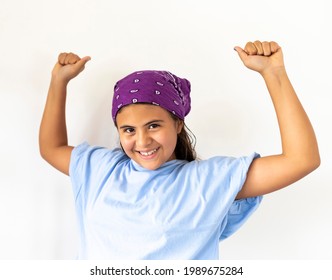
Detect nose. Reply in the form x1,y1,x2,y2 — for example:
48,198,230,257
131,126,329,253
136,130,152,148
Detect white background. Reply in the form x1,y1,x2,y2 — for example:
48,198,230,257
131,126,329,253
0,0,331,259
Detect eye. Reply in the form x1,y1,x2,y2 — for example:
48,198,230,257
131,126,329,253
123,127,135,134
148,123,160,129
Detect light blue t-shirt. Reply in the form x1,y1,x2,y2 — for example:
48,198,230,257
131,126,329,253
69,142,262,259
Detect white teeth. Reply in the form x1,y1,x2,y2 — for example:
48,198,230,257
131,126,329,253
140,149,157,156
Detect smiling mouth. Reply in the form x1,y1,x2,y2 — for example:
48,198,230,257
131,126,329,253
138,148,159,156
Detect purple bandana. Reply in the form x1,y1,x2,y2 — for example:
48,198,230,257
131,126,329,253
112,70,191,122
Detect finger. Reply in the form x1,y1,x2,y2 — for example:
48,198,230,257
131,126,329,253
244,42,257,55
58,53,68,65
58,52,74,65
81,56,92,63
262,41,272,56
253,40,264,55
72,56,91,73
58,52,81,65
270,41,280,53
77,56,91,68
234,46,249,62
65,53,80,64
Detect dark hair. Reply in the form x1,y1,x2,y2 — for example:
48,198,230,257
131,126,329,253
170,114,197,162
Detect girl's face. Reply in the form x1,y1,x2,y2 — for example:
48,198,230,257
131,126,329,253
116,104,183,170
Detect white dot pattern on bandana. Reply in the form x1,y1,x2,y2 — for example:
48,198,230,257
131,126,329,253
112,70,191,121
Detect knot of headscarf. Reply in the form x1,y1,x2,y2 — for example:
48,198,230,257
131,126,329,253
112,70,191,122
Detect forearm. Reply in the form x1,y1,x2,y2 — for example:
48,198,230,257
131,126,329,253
39,78,71,160
262,68,320,170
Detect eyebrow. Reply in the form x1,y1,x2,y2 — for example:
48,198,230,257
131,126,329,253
119,120,164,129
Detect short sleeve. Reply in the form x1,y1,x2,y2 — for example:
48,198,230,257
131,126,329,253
191,152,262,242
219,195,262,240
69,142,127,200
215,152,263,240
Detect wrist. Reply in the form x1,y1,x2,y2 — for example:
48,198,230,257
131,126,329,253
50,75,69,89
261,66,287,80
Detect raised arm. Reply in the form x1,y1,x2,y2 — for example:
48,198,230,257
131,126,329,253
234,41,320,199
39,53,91,175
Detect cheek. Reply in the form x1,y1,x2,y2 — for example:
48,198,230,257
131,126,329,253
158,130,178,150
119,136,134,153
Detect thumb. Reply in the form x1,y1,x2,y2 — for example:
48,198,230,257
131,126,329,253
234,46,248,63
75,56,91,72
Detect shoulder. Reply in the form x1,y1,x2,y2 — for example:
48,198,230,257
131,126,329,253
194,153,259,173
72,142,125,159
182,153,259,195
70,142,129,175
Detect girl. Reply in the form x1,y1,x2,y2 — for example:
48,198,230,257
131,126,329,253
39,40,320,259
